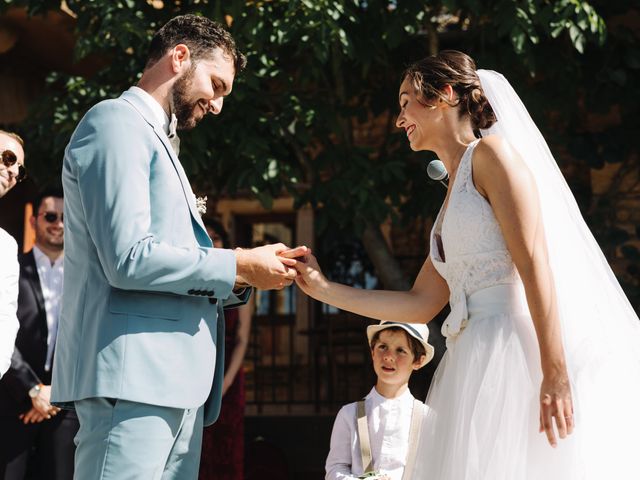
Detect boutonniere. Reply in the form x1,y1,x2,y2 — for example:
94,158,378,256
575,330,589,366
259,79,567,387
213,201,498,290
195,195,208,216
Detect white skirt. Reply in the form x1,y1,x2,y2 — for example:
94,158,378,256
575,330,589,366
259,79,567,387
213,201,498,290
410,284,640,480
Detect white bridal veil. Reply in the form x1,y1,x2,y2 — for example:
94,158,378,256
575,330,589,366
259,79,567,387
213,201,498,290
478,69,640,348
477,69,640,477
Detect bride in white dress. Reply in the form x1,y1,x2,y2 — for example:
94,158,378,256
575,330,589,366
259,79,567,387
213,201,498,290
293,50,640,479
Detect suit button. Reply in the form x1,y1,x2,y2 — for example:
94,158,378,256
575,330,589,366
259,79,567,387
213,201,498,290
207,290,214,296
188,289,195,295
196,290,204,296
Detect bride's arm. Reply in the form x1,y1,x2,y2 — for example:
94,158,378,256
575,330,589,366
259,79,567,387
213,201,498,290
295,253,449,325
473,135,573,447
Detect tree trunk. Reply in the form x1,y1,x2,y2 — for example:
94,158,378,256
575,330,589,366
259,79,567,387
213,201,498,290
426,20,439,55
361,223,411,291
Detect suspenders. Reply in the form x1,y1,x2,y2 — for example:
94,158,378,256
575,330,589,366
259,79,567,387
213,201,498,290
403,400,424,480
356,398,424,480
357,400,374,473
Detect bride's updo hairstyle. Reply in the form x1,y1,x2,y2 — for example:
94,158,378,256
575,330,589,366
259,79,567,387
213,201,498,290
402,50,496,136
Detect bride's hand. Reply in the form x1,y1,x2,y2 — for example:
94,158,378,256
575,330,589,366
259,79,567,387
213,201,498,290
293,253,329,299
277,245,309,263
539,371,574,447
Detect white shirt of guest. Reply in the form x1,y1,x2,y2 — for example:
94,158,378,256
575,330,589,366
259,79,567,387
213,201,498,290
33,246,64,372
0,228,19,378
325,387,427,480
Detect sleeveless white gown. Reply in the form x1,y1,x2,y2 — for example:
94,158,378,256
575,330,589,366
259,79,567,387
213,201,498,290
410,139,640,479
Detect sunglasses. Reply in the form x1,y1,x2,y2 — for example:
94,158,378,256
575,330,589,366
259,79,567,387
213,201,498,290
1,150,27,183
39,212,63,224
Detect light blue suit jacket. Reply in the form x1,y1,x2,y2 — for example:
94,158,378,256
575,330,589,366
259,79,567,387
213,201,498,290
51,88,247,425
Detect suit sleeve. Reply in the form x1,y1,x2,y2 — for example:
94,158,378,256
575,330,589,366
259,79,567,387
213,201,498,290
65,101,236,299
223,287,252,310
0,232,19,378
1,348,41,403
326,405,360,480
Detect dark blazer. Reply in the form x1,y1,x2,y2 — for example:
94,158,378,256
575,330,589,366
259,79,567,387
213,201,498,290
0,250,50,416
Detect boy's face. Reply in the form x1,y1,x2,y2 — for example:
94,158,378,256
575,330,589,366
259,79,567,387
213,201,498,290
371,329,425,389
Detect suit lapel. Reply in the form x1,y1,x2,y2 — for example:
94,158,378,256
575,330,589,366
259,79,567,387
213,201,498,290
150,125,210,237
22,251,47,335
23,252,45,312
120,91,211,247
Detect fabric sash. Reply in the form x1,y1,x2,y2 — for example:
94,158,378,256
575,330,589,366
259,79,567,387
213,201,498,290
442,283,527,348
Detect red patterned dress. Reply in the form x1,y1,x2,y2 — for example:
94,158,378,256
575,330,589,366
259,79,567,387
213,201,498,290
198,308,245,480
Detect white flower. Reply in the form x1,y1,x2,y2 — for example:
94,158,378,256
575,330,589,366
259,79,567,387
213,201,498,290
195,195,207,216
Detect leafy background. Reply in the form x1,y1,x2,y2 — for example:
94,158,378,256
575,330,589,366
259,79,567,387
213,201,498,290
2,0,638,308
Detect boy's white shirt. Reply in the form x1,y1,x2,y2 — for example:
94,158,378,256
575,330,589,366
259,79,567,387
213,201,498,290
325,387,428,480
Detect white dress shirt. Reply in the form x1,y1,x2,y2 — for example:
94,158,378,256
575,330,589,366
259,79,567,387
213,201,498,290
325,387,427,480
128,86,179,153
33,246,64,372
0,228,19,378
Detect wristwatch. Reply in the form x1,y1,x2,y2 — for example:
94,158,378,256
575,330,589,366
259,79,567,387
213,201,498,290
28,383,43,398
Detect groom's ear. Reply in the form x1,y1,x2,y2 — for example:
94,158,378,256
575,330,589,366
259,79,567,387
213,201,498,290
170,44,191,74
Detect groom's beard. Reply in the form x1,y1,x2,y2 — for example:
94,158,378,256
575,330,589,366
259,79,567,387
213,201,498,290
171,66,201,131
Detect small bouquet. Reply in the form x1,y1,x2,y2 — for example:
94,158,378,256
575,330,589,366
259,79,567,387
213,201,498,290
195,195,207,216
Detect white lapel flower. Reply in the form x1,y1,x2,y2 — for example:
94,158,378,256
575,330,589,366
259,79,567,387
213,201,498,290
194,195,208,216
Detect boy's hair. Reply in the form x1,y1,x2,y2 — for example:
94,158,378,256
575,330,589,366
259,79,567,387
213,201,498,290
369,326,426,361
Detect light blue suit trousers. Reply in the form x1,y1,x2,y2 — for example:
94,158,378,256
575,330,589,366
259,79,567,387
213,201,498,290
74,398,203,480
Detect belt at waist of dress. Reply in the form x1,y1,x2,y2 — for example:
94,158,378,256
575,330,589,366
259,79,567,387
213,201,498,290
441,283,528,348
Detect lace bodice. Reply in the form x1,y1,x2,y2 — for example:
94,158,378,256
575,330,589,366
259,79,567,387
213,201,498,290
430,139,520,306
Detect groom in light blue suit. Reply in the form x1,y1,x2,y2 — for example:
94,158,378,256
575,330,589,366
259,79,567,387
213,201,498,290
51,15,305,480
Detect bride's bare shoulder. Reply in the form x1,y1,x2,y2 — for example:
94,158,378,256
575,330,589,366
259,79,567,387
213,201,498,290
475,135,527,172
476,135,515,160
473,135,533,195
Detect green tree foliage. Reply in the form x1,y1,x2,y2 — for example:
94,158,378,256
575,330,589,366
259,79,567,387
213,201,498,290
3,0,637,305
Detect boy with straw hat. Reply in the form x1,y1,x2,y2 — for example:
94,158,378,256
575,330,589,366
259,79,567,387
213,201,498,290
325,321,433,480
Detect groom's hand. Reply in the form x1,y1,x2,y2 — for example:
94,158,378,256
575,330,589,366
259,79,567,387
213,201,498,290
235,244,308,290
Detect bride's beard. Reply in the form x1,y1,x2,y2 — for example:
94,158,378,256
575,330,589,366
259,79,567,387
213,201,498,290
171,66,200,131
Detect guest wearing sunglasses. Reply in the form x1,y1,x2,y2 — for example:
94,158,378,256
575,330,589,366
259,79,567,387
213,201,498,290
0,129,26,382
0,132,27,199
0,187,79,480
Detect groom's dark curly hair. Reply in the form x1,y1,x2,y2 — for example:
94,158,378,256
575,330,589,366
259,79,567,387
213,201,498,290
146,14,246,73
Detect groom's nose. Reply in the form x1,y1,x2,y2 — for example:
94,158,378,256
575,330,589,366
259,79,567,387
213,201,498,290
209,97,224,115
